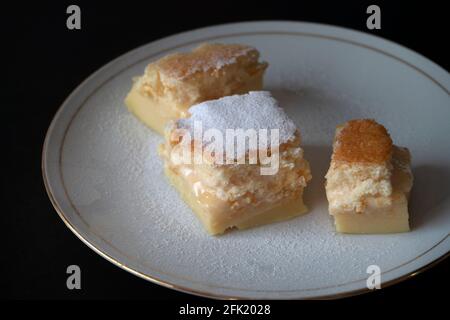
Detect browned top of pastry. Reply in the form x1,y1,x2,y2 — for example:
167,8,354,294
333,119,393,164
153,43,264,80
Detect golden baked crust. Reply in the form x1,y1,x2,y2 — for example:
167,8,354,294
139,43,268,107
333,119,393,164
155,43,266,80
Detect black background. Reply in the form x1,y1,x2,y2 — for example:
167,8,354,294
3,0,449,304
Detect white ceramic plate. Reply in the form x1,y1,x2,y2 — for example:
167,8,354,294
43,21,450,299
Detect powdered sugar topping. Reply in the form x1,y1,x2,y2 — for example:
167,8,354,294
177,91,297,150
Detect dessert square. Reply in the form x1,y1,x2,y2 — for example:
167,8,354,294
125,43,268,134
325,119,413,234
159,91,311,235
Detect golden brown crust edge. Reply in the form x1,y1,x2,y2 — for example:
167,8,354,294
149,43,267,81
332,119,393,164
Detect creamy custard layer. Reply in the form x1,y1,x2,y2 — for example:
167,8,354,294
125,86,185,134
165,166,307,235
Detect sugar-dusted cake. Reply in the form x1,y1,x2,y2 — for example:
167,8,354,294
125,43,268,134
159,91,312,235
325,119,413,234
